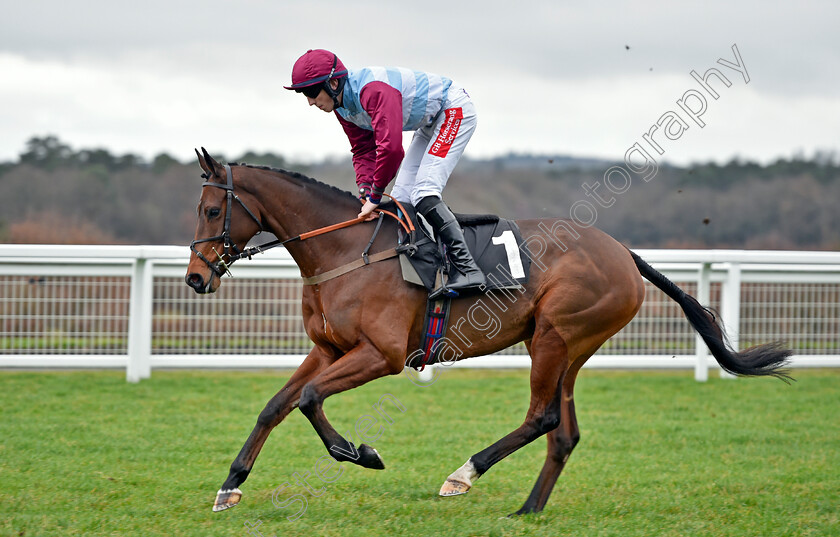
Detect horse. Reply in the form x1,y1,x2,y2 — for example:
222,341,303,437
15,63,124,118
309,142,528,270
185,148,791,516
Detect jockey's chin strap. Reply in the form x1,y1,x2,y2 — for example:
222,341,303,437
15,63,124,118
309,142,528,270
191,163,415,279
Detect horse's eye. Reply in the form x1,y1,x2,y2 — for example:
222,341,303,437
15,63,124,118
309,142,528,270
207,207,221,219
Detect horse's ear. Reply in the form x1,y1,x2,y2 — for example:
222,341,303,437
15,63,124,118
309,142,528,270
195,148,212,177
201,147,223,178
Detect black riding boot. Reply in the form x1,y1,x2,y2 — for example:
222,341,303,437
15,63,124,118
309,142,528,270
416,196,486,297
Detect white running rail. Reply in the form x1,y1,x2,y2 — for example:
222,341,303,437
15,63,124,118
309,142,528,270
1,245,838,382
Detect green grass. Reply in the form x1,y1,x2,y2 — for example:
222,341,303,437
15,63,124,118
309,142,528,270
1,369,838,537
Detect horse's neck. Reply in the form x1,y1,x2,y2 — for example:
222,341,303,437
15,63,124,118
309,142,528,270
251,169,360,273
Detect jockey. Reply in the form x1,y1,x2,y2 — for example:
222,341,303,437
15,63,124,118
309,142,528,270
285,49,486,297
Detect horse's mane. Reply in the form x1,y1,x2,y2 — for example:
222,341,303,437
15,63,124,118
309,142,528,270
233,163,358,204
232,163,498,225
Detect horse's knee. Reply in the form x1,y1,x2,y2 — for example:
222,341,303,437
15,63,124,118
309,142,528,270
298,383,321,417
256,398,286,427
533,411,561,436
256,408,273,428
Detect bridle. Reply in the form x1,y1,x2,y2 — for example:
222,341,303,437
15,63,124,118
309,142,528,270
189,163,416,282
189,164,264,279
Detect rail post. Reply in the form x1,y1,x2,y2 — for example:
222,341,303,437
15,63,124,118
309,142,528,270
720,262,741,379
694,262,711,382
127,257,153,382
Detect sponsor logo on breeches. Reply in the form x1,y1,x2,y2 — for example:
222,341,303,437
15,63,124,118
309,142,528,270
429,108,463,158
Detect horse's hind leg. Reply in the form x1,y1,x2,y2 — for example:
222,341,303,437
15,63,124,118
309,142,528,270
213,346,333,512
512,363,583,515
439,317,569,497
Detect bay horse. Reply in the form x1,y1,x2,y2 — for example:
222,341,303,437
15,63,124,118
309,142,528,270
185,148,791,516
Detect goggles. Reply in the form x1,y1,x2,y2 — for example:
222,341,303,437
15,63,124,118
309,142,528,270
298,84,324,99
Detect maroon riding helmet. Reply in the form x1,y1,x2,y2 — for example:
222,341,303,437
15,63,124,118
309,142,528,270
284,49,348,106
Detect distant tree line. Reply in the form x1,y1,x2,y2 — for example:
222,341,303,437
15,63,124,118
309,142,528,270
1,135,838,250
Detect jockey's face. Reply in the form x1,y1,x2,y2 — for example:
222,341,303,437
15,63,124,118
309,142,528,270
305,79,341,113
307,88,334,113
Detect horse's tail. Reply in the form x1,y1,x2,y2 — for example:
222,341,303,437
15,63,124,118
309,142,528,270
629,250,793,382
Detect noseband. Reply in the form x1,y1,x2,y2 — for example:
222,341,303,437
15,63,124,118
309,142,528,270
189,164,264,278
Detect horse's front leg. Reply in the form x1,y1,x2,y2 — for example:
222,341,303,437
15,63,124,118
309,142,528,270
213,346,334,512
298,340,403,470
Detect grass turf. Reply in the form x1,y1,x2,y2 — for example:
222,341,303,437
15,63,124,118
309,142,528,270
1,368,838,537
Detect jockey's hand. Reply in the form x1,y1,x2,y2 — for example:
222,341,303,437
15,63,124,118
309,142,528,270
358,183,371,201
358,200,379,221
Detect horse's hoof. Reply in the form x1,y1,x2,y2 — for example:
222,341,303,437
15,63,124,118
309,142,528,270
358,443,386,470
213,488,242,512
439,459,479,497
439,478,471,496
508,506,536,517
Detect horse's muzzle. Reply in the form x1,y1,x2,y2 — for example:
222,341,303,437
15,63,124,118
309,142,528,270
185,272,214,294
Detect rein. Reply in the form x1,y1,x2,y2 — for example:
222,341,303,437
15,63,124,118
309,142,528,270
191,164,415,283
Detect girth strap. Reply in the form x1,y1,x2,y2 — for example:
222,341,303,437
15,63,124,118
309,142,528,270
301,247,400,286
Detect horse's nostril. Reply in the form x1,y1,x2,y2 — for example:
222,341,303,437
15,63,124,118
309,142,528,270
186,273,205,290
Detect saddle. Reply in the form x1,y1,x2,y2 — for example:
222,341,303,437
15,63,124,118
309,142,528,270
379,201,533,371
384,201,532,295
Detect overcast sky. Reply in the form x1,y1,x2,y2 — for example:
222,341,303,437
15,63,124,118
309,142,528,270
1,0,838,166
